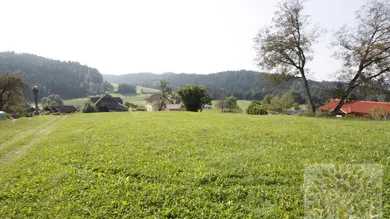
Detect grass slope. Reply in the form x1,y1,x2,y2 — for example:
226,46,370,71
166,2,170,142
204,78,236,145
1,113,390,217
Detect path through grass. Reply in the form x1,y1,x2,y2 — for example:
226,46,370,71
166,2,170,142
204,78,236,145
1,112,390,217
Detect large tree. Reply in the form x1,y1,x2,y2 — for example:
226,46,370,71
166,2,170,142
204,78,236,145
254,0,324,113
177,85,211,112
41,94,64,106
157,80,173,111
216,96,241,112
0,73,28,111
331,0,390,114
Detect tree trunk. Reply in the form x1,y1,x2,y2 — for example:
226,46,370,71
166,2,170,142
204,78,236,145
300,69,315,113
331,84,357,115
158,99,164,111
331,70,362,115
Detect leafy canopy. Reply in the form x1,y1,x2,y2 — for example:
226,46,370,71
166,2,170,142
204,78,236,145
0,73,27,111
331,0,390,114
254,0,325,113
177,85,211,112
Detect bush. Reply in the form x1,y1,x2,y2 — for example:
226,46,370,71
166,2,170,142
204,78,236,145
246,101,268,115
42,111,51,115
125,102,139,109
215,96,241,113
369,107,388,120
132,107,147,111
41,94,64,106
83,102,98,113
7,104,26,119
22,112,33,117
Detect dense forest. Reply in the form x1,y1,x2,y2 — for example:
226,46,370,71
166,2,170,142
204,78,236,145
104,71,388,105
0,52,112,101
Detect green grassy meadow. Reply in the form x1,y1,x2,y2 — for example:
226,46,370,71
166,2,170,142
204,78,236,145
1,112,390,217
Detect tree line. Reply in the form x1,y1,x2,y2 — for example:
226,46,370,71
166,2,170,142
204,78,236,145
0,52,113,101
103,70,385,105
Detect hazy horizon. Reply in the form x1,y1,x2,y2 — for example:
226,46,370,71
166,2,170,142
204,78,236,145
0,0,367,81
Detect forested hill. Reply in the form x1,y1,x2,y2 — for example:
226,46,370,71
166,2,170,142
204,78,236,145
103,71,343,104
0,52,112,101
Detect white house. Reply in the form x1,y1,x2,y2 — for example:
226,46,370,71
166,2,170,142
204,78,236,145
145,93,175,111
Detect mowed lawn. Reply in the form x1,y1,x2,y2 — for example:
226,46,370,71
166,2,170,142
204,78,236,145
1,112,390,218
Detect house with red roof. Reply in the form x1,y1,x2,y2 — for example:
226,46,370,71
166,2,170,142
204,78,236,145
320,99,390,118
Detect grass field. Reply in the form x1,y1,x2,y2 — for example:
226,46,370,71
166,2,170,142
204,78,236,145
1,112,390,217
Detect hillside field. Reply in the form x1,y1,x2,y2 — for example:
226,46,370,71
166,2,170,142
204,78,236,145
1,112,390,217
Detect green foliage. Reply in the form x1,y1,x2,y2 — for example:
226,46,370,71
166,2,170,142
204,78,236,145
155,80,173,111
131,106,146,111
262,91,296,113
293,103,300,110
369,107,388,120
124,101,131,108
41,94,64,106
124,101,145,111
82,102,98,113
177,85,211,112
246,101,268,115
103,71,378,104
0,52,111,100
1,113,390,218
117,83,137,94
6,104,27,118
215,96,242,113
22,112,33,117
0,73,28,111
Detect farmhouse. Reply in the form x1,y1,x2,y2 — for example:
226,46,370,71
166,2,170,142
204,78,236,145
145,93,173,111
90,94,128,112
320,99,390,118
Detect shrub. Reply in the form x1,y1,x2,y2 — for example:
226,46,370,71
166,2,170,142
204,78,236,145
315,110,332,118
369,107,388,120
83,102,98,113
41,94,64,106
7,104,26,119
125,102,139,109
22,112,33,117
246,101,268,115
132,107,147,111
42,111,51,115
215,96,241,113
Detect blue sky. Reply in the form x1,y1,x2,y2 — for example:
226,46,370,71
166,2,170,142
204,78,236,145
0,0,367,81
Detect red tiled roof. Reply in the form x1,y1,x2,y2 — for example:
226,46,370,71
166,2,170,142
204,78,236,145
320,99,390,114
